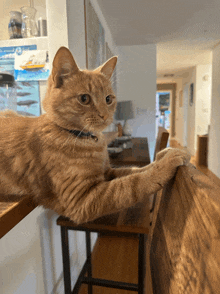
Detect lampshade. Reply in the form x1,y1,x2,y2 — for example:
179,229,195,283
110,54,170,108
0,73,15,87
114,100,135,121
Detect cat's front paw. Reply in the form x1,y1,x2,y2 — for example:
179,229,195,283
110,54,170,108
163,148,191,167
156,147,173,161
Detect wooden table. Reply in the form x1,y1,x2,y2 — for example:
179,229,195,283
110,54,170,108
0,195,36,239
110,137,151,167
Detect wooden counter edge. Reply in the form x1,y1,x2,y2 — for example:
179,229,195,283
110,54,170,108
0,195,37,239
145,163,220,294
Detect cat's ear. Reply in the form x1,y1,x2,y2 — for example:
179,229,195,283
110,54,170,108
95,56,117,79
52,47,79,88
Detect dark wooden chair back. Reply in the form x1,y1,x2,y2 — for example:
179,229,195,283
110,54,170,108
145,164,220,294
153,127,169,161
150,127,169,216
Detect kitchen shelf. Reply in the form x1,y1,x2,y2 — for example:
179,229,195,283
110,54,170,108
0,36,48,50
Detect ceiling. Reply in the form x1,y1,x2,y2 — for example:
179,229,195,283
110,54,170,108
97,0,220,76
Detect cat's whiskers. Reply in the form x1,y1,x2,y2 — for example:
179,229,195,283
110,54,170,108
73,124,90,149
84,125,94,147
80,124,91,148
65,133,73,146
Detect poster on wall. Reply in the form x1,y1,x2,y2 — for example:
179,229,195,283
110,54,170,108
0,45,41,116
14,50,49,81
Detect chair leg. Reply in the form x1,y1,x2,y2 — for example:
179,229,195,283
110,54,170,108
86,231,93,294
61,227,72,294
138,234,145,294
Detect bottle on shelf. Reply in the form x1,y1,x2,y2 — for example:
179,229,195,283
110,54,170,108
8,11,22,39
21,6,38,38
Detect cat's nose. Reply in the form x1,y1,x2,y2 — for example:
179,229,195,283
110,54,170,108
98,114,108,121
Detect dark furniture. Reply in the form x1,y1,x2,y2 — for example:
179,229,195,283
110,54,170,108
150,127,169,218
109,137,151,167
57,199,149,294
196,134,208,166
153,127,169,160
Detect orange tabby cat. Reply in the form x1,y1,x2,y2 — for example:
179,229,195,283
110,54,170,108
0,47,190,224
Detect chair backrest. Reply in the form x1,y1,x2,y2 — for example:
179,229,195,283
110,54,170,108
145,164,220,294
150,127,169,215
153,127,169,161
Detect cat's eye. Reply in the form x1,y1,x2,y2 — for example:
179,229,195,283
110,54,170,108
106,95,113,105
78,94,91,105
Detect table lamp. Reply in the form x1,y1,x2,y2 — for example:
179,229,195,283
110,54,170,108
114,100,135,136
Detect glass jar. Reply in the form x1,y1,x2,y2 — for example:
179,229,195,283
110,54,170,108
21,6,38,38
8,11,22,39
0,73,17,111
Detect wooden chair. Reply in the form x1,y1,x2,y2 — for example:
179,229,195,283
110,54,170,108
150,127,169,218
145,164,220,294
153,126,169,161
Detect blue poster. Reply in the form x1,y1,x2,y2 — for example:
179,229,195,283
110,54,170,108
0,45,37,59
0,45,41,116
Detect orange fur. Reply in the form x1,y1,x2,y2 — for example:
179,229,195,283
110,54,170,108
0,47,190,224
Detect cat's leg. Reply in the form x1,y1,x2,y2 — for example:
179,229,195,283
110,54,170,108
105,148,190,180
105,163,155,180
60,148,190,224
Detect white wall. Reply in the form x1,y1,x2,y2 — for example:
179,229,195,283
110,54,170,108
171,79,183,143
195,64,212,137
174,67,196,154
209,44,220,178
186,67,196,155
66,0,86,68
46,0,69,67
177,64,212,155
1,208,46,294
117,45,157,160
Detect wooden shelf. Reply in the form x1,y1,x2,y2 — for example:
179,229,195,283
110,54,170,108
0,195,36,239
0,36,48,50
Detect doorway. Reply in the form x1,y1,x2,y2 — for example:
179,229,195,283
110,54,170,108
157,83,176,138
156,91,171,132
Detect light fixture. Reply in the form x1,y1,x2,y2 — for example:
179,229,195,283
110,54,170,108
114,100,135,136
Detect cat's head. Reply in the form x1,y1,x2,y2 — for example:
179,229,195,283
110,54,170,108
43,47,117,134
